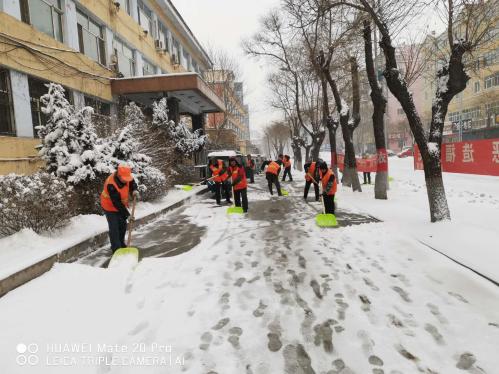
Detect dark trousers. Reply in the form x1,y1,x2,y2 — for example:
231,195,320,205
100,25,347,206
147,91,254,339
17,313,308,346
282,167,293,181
245,167,255,183
304,180,320,201
266,173,282,196
105,212,128,252
215,181,231,204
323,194,335,214
363,172,371,184
234,188,248,212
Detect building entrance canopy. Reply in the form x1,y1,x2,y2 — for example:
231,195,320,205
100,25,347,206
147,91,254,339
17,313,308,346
111,73,225,115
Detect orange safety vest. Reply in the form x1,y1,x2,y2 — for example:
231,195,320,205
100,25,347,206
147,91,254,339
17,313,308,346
284,159,292,168
305,162,317,182
320,168,337,196
100,173,130,212
230,166,248,190
266,161,280,175
210,160,228,182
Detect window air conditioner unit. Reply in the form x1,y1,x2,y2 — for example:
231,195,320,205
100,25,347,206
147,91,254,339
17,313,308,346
155,39,164,51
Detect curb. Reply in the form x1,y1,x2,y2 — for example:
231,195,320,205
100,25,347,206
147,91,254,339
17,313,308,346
0,187,208,297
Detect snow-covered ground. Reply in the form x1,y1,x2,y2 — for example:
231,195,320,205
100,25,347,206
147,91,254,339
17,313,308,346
340,157,499,284
0,186,205,280
0,166,498,374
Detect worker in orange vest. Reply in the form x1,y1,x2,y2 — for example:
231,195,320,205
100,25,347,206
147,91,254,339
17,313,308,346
261,159,282,196
209,158,231,205
245,154,256,184
100,164,139,252
319,162,337,214
304,159,320,201
282,155,293,182
229,157,249,213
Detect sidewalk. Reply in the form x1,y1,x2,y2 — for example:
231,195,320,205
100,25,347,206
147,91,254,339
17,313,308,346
0,186,206,284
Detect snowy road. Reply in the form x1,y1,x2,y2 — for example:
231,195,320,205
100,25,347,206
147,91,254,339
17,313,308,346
0,172,498,374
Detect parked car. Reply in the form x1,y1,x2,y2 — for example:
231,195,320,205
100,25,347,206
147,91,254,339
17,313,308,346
397,147,413,158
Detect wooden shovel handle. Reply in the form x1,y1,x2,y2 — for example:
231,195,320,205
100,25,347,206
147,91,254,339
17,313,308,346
127,196,137,247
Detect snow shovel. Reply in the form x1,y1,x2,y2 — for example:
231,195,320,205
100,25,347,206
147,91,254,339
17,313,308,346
280,188,289,196
108,196,139,268
227,180,244,215
179,176,216,191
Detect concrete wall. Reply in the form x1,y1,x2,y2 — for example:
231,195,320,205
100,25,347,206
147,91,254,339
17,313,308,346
0,136,43,175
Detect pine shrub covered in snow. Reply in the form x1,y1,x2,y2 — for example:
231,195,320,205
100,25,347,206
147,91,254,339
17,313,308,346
37,83,112,186
0,173,73,237
152,98,207,155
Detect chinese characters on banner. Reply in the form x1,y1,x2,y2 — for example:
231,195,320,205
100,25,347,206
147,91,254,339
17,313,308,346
414,138,499,176
336,153,380,173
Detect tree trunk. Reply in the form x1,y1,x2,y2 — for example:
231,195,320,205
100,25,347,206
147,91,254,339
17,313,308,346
423,154,450,222
328,126,338,178
379,33,451,221
363,20,388,200
324,64,361,192
305,144,312,164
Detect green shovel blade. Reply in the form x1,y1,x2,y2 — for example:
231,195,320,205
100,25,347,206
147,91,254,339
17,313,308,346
281,189,289,196
182,185,193,191
316,213,338,227
388,176,394,182
112,247,139,258
227,206,244,214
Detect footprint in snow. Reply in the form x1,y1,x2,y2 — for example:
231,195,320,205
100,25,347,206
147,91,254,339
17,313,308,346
392,286,412,302
424,323,445,345
253,300,268,317
212,318,230,330
128,321,149,336
234,277,246,287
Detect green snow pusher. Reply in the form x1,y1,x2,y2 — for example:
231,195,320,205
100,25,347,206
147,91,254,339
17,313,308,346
227,183,244,215
280,188,289,196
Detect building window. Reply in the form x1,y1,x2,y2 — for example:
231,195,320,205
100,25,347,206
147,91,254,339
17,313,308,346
20,0,63,42
183,49,191,70
157,23,169,52
137,0,153,35
113,38,135,77
172,38,180,64
474,81,480,93
115,0,130,15
484,73,499,89
192,60,199,74
142,59,155,76
84,96,110,116
28,77,72,136
77,10,106,65
0,69,15,136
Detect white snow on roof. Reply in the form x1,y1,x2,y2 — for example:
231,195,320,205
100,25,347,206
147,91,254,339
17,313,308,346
111,72,200,81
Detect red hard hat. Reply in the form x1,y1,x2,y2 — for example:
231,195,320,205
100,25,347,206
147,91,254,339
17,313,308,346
117,165,133,182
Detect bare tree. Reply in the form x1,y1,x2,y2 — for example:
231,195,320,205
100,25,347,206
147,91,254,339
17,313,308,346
264,121,291,158
363,20,388,199
333,0,497,221
243,10,325,165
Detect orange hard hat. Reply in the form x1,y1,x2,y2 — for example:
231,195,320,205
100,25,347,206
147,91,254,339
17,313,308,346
117,165,133,182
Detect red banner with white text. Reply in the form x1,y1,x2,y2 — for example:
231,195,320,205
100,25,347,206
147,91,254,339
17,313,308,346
336,152,382,173
413,139,499,176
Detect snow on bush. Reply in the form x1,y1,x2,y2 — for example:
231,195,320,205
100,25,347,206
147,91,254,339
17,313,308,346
0,173,73,237
152,98,207,155
111,103,166,201
37,83,112,186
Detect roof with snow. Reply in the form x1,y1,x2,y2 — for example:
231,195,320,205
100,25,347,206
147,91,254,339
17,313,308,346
111,73,225,115
207,151,241,158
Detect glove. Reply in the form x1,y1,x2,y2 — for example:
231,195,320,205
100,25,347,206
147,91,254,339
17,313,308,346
322,192,328,197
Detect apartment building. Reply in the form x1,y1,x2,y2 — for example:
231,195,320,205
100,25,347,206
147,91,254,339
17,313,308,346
204,70,250,154
0,0,224,174
421,10,498,143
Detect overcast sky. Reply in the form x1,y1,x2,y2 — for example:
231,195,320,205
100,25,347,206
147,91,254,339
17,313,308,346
171,0,282,141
